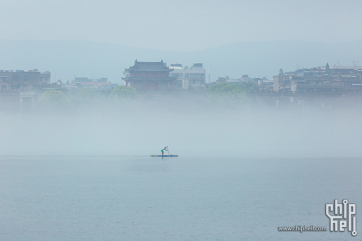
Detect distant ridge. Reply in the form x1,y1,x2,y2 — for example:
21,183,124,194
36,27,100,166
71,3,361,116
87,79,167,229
0,39,362,83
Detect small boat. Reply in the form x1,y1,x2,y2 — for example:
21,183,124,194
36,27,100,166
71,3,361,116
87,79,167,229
151,146,178,157
150,155,178,157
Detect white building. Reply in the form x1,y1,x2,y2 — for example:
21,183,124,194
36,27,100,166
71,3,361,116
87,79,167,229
170,63,205,90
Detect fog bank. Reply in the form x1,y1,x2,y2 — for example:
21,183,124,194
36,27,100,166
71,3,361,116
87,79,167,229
1,96,361,158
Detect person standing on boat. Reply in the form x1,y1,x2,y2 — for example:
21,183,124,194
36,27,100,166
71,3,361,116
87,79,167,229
161,146,168,157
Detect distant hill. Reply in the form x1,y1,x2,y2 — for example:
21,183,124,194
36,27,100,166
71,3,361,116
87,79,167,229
0,39,361,84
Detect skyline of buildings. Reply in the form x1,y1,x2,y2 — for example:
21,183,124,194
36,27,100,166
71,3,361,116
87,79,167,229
1,61,362,96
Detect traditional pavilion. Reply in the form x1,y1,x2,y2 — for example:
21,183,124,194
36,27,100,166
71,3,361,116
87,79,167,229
122,60,175,91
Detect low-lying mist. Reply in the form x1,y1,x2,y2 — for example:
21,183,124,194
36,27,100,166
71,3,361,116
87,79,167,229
1,95,362,158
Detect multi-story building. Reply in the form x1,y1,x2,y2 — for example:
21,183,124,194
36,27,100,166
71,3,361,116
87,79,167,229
0,69,51,91
73,77,108,83
170,63,205,90
123,60,175,91
273,65,362,94
67,77,115,93
273,74,292,92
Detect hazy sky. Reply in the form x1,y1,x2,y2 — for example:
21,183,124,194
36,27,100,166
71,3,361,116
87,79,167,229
1,0,361,51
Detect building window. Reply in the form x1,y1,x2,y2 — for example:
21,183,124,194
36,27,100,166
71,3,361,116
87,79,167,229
1,85,6,90
24,78,28,81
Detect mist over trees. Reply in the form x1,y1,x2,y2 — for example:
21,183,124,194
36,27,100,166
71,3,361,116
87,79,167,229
208,83,247,103
109,86,137,100
77,89,101,101
39,90,69,109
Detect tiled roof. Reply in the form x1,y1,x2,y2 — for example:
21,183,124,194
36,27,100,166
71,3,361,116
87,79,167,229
126,60,172,72
123,76,175,81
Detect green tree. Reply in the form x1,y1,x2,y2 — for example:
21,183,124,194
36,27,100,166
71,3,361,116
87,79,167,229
77,88,100,101
39,90,69,109
207,83,246,102
40,90,68,104
109,85,136,100
279,69,284,75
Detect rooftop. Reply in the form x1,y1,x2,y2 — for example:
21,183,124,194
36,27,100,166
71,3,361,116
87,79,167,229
0,69,50,74
170,63,183,70
126,60,172,72
191,63,203,69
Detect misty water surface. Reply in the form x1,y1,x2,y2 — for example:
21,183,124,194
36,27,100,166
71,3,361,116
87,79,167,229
0,156,360,240
0,96,361,158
